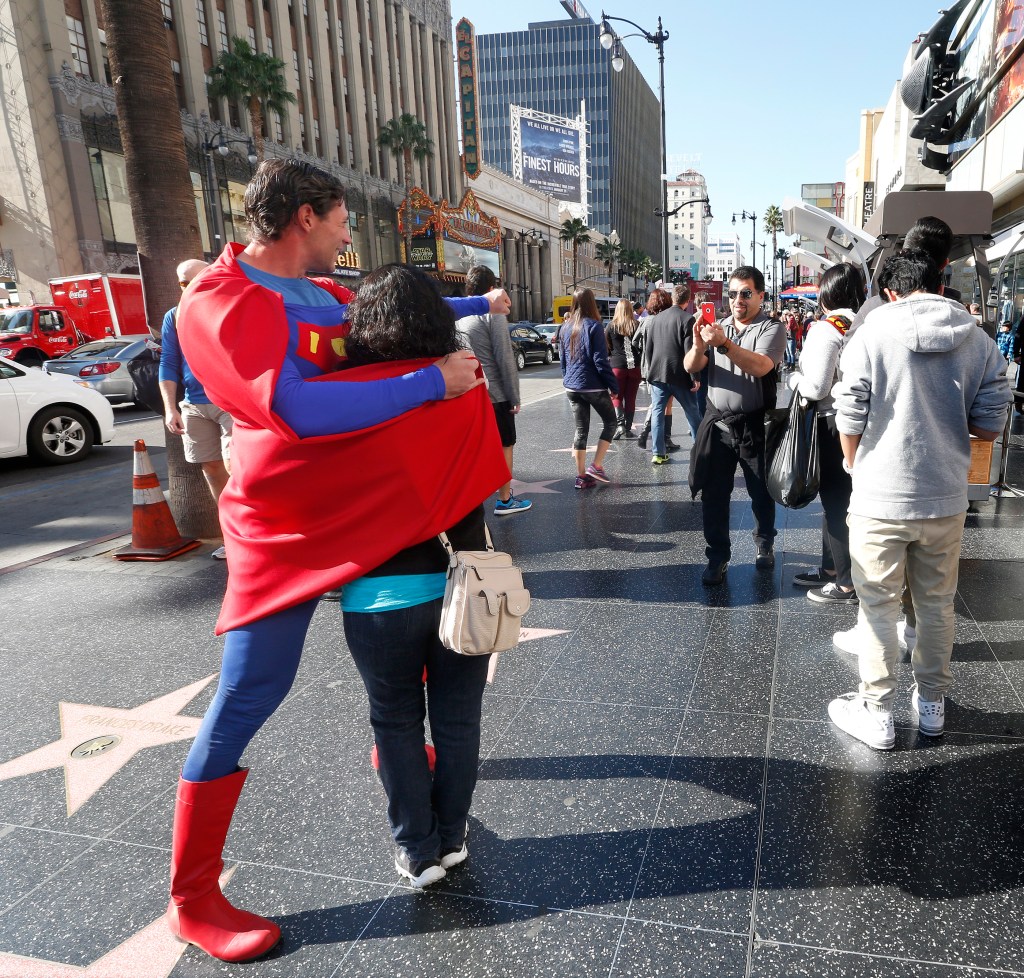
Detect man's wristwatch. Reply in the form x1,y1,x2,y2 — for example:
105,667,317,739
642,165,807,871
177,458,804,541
716,339,731,354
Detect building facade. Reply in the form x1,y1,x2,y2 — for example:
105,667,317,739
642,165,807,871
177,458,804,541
0,0,463,300
473,16,661,260
666,170,710,279
706,234,745,283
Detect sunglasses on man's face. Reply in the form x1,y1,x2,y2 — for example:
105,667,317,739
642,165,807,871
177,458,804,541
728,289,755,300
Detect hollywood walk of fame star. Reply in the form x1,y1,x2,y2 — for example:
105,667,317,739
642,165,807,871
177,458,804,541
0,869,235,978
509,479,563,495
0,676,216,816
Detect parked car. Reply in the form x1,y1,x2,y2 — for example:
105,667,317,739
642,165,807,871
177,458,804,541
534,324,559,359
0,354,115,465
42,335,151,405
508,322,554,370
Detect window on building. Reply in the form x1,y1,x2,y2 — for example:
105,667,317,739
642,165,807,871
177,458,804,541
275,114,284,141
307,56,313,78
66,16,91,79
313,118,320,154
171,59,186,110
248,25,257,49
161,0,173,24
292,51,299,77
197,0,209,45
217,9,228,51
266,35,273,55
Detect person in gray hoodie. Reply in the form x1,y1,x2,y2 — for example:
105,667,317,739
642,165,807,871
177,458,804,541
828,250,1010,750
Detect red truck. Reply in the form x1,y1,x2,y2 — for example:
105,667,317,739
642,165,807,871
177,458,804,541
0,273,147,367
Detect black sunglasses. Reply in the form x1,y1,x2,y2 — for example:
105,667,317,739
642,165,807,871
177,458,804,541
728,288,756,300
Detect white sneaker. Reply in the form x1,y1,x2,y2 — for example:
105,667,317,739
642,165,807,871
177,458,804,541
897,620,917,655
828,693,895,750
211,545,227,560
911,685,945,736
833,621,910,656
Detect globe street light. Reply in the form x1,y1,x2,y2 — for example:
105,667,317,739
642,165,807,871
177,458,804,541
600,12,670,283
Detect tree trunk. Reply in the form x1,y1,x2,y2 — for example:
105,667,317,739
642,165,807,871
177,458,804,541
248,96,265,161
572,243,578,289
403,148,413,263
101,0,221,539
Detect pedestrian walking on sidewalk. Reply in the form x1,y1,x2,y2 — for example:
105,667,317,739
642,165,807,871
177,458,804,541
158,259,233,559
605,298,643,439
559,287,619,489
828,250,1009,750
457,264,532,517
167,158,510,963
787,262,864,606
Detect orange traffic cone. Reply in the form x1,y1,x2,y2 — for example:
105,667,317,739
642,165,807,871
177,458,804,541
114,439,202,561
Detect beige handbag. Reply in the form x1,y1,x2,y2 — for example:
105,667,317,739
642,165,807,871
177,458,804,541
438,526,531,655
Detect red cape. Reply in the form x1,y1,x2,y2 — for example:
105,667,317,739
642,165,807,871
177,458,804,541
177,246,508,634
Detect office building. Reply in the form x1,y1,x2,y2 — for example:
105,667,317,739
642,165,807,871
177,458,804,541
667,170,710,279
474,16,661,262
0,0,462,299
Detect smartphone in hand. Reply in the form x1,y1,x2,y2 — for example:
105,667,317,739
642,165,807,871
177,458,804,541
700,302,716,326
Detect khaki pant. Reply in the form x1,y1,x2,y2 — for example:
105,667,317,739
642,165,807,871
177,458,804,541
848,512,967,707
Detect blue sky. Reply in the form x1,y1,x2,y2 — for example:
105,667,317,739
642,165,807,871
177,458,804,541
462,0,942,263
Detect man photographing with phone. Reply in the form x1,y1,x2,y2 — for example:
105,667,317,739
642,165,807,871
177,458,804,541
685,266,786,585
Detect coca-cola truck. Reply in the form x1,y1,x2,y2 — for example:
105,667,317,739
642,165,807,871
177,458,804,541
0,274,147,367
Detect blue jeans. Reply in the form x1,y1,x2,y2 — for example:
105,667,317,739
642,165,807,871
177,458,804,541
343,599,490,861
650,381,704,453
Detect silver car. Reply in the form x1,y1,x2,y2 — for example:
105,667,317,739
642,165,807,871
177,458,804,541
42,335,151,405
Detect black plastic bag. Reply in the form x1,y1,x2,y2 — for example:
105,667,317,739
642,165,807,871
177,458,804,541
766,394,820,508
127,343,164,414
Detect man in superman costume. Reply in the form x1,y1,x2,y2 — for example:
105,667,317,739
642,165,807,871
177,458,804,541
167,158,510,963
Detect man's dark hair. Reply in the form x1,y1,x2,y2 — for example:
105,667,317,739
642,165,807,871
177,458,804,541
878,248,942,299
346,264,459,362
672,283,690,306
465,265,496,297
818,262,865,314
902,216,953,267
244,158,346,242
730,265,765,292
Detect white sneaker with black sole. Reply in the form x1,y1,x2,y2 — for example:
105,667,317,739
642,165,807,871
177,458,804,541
911,685,945,736
395,849,446,888
828,693,895,750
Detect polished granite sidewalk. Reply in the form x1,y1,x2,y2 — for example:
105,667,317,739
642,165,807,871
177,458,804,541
2,384,1024,977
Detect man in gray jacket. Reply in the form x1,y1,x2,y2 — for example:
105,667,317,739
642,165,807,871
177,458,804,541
829,250,1010,749
457,266,532,516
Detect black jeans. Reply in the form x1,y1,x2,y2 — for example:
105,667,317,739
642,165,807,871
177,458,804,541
343,599,490,861
701,420,777,564
817,417,854,588
565,390,617,450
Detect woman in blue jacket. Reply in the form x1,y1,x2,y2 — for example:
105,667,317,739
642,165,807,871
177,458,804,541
559,287,619,488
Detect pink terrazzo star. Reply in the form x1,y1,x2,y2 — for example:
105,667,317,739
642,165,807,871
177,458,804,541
0,676,215,816
0,869,235,978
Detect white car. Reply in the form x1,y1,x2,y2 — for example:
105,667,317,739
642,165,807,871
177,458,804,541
0,354,116,464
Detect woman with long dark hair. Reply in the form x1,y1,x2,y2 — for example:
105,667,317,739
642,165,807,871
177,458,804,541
789,262,864,604
605,298,642,438
340,264,498,888
559,287,619,488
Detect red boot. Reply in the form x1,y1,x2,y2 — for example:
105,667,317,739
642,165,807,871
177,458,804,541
166,769,281,962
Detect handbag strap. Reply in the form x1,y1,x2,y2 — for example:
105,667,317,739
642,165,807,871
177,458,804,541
438,523,494,556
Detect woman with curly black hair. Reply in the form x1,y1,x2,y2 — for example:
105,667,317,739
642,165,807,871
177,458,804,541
341,263,496,889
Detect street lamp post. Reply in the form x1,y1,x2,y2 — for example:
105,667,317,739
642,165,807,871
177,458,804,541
733,209,758,278
655,197,712,281
201,126,258,252
599,12,670,283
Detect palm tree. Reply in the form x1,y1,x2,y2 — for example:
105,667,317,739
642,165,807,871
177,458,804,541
763,204,785,308
99,0,220,538
639,257,661,291
559,217,590,290
377,113,434,263
595,236,621,297
207,37,296,161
